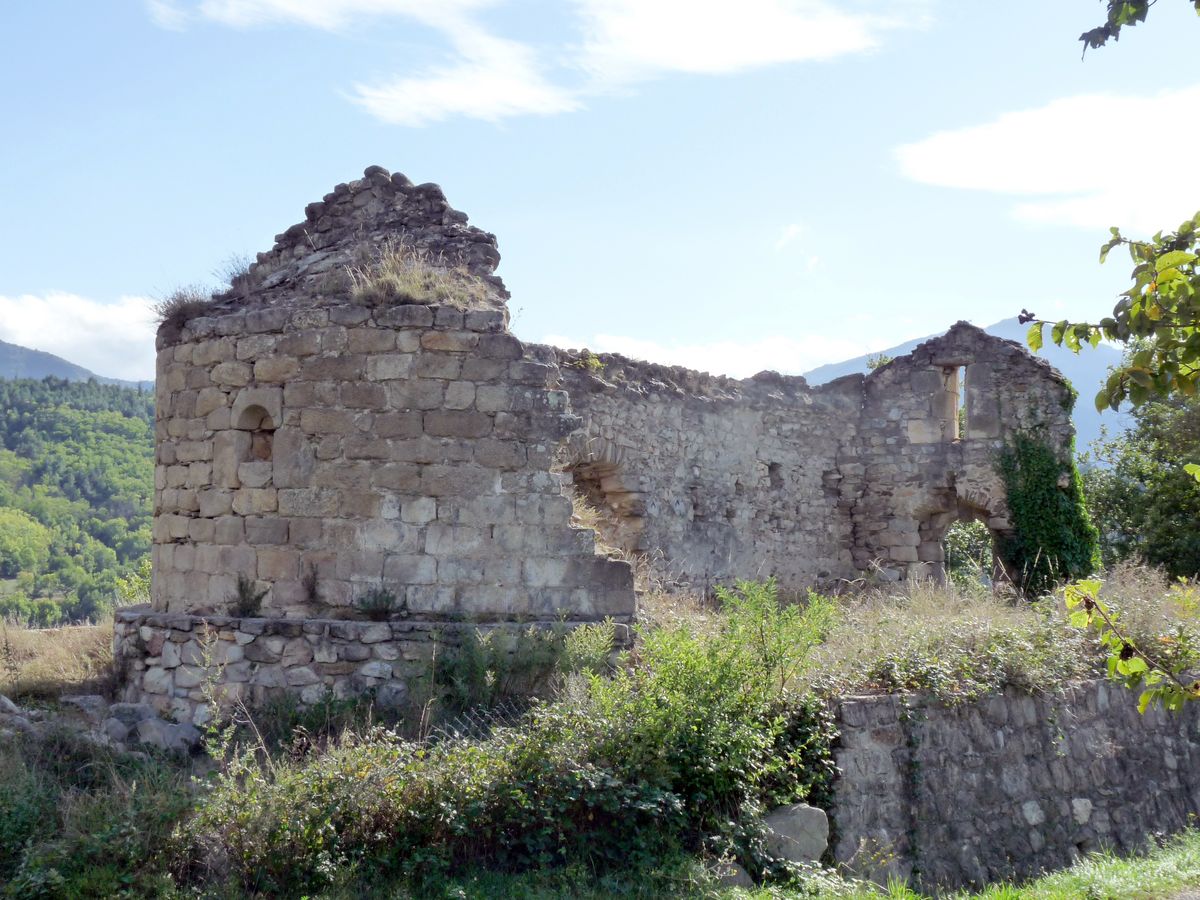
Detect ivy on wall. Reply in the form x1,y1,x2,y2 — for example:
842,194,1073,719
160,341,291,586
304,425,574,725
996,432,1101,596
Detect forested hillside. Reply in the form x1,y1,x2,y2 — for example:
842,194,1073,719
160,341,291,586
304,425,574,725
0,378,153,625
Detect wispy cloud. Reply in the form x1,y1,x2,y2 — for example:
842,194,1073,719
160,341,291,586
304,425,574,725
542,330,873,378
351,26,580,126
0,294,157,382
151,0,491,30
148,0,923,126
896,85,1200,233
573,0,917,85
775,222,805,250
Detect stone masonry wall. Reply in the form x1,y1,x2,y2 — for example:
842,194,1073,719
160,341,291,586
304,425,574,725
151,166,633,623
127,163,1083,722
832,681,1200,891
550,349,862,589
153,300,631,621
847,323,1076,580
549,323,1077,591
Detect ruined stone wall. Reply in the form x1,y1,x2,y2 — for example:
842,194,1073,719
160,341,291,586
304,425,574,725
550,350,862,589
153,300,631,622
129,164,1082,722
832,682,1200,891
550,324,1077,590
846,324,1076,580
124,166,635,720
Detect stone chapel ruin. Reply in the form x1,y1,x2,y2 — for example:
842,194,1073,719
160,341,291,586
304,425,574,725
114,166,1078,722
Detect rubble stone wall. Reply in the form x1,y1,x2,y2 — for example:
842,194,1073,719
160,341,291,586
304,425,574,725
551,350,862,589
832,681,1200,891
550,324,1075,589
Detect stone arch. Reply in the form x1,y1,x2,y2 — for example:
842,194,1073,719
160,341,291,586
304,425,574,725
916,488,1013,586
562,434,647,554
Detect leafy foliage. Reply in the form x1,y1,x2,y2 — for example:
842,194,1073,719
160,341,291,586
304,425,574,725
1064,577,1200,713
177,582,837,894
943,519,994,592
1079,1,1200,53
436,620,615,712
1023,211,1200,412
995,433,1100,595
1081,395,1200,577
0,377,153,624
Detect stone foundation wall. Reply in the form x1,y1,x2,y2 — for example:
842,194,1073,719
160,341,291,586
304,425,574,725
832,681,1200,890
114,606,616,726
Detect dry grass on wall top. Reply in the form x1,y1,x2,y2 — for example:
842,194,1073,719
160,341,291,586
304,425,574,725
348,239,493,308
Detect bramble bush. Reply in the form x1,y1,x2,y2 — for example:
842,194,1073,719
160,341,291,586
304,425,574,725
175,580,839,894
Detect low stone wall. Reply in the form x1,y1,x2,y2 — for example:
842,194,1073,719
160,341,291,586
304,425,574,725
114,606,613,727
832,681,1200,891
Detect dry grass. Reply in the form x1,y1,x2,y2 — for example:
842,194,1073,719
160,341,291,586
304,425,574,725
800,579,1095,702
1,620,114,700
348,239,493,309
152,285,217,332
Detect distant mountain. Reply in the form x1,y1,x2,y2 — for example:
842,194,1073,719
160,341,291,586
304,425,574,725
803,317,1131,452
0,339,152,391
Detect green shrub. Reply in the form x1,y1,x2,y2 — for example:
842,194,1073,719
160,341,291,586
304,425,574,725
436,620,615,713
997,432,1100,595
177,582,837,895
356,584,404,622
0,728,191,896
230,572,268,617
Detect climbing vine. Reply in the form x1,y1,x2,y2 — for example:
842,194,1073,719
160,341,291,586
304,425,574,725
996,433,1101,596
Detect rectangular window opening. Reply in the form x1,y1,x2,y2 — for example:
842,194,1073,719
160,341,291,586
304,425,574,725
956,365,968,440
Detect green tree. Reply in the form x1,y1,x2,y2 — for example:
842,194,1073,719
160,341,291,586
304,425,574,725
0,507,52,578
1029,5,1200,710
1081,395,1200,577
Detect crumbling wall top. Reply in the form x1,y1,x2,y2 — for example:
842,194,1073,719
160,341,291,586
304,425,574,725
220,165,509,312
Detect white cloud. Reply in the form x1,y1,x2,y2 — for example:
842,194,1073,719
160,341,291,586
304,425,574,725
542,331,871,378
150,0,491,30
147,0,190,29
148,0,923,126
351,27,580,125
0,294,157,382
896,86,1200,233
775,222,805,250
573,0,917,85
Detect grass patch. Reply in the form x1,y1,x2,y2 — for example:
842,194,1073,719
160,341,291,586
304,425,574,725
1,619,113,701
152,285,217,334
0,727,193,896
348,239,494,308
803,580,1095,704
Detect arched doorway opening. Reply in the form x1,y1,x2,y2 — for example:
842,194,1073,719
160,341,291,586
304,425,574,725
567,460,646,557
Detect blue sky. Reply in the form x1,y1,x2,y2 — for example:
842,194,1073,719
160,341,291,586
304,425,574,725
1,1,1198,381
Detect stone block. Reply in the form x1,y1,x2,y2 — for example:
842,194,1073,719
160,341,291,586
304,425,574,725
763,804,828,862
421,331,478,352
424,410,492,438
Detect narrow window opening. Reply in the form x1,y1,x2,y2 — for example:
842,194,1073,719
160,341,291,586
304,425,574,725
234,404,276,462
956,365,968,440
